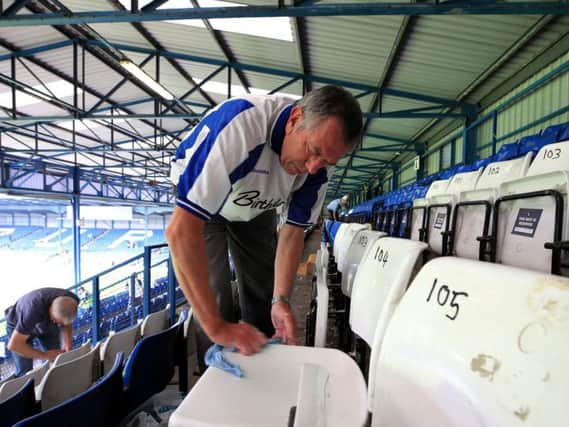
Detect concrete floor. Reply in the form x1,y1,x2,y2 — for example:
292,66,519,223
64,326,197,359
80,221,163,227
289,228,321,345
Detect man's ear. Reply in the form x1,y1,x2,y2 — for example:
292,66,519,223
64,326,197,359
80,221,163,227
285,106,303,134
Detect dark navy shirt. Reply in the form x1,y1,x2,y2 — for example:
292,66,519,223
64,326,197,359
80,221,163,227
5,288,78,337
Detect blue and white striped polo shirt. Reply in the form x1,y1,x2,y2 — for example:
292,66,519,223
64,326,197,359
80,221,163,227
170,95,331,228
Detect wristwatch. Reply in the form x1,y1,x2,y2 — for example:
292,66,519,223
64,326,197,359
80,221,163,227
271,295,290,305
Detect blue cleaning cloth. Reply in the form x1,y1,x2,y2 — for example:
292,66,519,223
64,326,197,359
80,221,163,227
205,338,282,378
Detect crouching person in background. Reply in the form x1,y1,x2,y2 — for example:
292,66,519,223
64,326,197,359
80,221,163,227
5,287,79,376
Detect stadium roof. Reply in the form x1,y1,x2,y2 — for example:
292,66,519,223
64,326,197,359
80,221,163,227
0,0,567,205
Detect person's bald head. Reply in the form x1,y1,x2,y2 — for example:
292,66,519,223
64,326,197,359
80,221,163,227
50,296,78,326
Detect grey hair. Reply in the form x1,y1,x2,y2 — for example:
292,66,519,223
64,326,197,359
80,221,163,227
51,296,78,326
295,85,363,149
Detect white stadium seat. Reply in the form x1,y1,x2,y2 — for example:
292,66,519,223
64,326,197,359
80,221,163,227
494,141,569,274
313,263,329,348
410,197,428,242
349,237,428,409
140,305,170,337
341,230,386,297
410,178,452,243
452,154,532,260
100,323,140,375
372,257,569,427
36,342,100,410
0,361,49,404
171,345,367,427
333,223,368,273
53,340,91,367
426,169,483,255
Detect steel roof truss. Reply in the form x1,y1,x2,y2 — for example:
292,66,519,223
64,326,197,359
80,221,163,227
2,2,567,27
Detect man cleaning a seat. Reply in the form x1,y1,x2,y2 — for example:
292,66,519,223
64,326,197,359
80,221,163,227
6,287,79,376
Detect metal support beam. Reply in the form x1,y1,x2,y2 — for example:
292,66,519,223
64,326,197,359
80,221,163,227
86,40,465,107
71,192,81,287
190,0,251,92
1,2,568,26
2,0,34,16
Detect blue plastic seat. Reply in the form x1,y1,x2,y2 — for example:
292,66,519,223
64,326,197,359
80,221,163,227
123,316,183,413
518,133,557,156
559,123,569,141
0,379,38,427
542,122,569,140
492,142,519,162
472,157,491,170
15,353,125,427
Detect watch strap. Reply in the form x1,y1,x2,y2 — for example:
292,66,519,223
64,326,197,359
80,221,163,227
271,295,290,305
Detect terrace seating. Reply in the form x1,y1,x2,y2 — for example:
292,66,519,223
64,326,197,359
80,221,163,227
372,257,569,426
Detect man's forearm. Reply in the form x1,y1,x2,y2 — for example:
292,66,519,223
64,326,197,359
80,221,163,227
274,224,305,298
61,324,72,351
166,208,225,338
9,340,48,359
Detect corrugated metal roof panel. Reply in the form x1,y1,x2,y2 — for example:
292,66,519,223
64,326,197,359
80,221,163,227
227,33,299,72
0,26,66,50
307,15,405,85
389,15,540,99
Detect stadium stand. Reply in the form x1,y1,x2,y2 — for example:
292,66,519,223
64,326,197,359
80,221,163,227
100,323,140,375
371,257,569,426
14,353,125,427
0,379,38,427
122,311,185,415
35,342,101,410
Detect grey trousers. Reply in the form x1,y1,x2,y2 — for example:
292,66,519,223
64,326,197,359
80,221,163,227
196,210,277,370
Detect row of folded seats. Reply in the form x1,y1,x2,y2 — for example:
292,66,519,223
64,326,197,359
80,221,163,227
350,124,569,277
0,305,198,427
171,221,568,426
289,220,568,426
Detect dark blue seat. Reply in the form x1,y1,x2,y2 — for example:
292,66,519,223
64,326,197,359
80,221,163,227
518,133,557,156
559,123,569,141
0,379,38,427
123,315,183,413
542,122,569,140
15,353,124,427
472,157,491,170
492,142,519,162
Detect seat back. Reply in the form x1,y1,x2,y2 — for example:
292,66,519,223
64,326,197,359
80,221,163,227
372,257,569,427
427,170,483,255
425,178,451,199
140,305,169,337
100,323,140,375
335,224,369,274
452,154,533,260
37,342,100,410
0,374,14,388
0,379,38,427
314,264,329,348
183,310,199,390
341,230,386,297
496,141,569,274
123,316,182,412
53,340,91,367
410,199,427,242
349,237,428,409
0,362,49,404
15,353,125,427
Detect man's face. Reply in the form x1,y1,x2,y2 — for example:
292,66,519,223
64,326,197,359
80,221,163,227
49,306,70,327
280,106,349,175
49,311,64,327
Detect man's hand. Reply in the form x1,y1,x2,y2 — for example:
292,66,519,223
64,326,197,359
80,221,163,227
210,321,268,356
271,301,298,345
43,349,64,361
